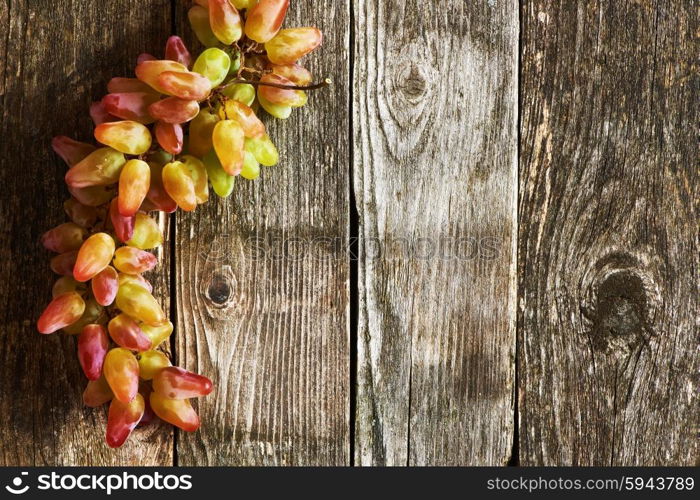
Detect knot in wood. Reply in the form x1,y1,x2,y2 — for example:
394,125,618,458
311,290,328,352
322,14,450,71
395,62,428,102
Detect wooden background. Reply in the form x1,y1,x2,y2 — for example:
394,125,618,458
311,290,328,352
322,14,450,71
0,0,696,466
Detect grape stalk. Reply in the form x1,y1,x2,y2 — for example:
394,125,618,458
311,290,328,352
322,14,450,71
37,0,325,448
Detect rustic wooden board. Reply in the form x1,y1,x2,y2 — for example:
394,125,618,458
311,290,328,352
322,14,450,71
353,0,519,465
173,1,351,465
0,0,174,466
519,0,699,465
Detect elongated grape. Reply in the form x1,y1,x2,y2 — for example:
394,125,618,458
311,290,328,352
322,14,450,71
64,198,99,228
78,324,109,380
90,101,116,125
52,136,96,167
146,162,178,213
108,313,153,352
271,63,313,86
73,233,116,282
203,150,235,198
150,392,200,432
148,97,200,124
116,283,166,326
140,320,173,348
231,0,257,8
258,73,307,107
221,83,256,106
94,121,152,155
162,161,197,211
138,351,171,380
192,48,231,87
209,0,243,45
219,100,265,138
52,276,85,298
118,159,151,217
63,298,104,335
83,376,114,407
135,59,188,94
50,251,78,276
107,77,154,94
113,247,157,274
126,213,163,249
244,0,289,43
157,71,211,101
65,148,126,188
155,121,184,155
69,185,116,207
104,348,140,403
213,120,245,175
188,109,218,157
102,92,160,124
188,5,220,47
265,27,323,65
106,394,145,448
240,151,261,180
165,35,192,68
41,223,86,254
37,292,85,334
257,93,292,119
245,135,279,167
181,155,209,204
153,367,214,399
92,265,119,306
118,272,153,293
138,384,156,427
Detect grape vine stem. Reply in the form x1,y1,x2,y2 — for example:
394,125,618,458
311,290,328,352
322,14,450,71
221,78,333,92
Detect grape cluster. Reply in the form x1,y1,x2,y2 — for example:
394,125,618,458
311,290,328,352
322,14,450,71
37,0,323,448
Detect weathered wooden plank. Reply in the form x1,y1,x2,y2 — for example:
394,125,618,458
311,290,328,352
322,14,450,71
519,0,698,465
354,0,518,465
0,0,174,465
174,1,350,465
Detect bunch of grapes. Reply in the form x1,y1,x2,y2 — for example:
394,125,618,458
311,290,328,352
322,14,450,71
36,0,324,448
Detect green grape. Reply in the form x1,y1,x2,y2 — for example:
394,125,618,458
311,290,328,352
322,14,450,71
192,48,231,87
203,150,235,197
221,83,256,106
127,213,163,250
241,151,261,180
245,135,279,166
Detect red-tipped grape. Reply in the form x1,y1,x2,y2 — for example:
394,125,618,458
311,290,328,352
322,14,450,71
41,223,87,254
73,233,116,282
208,0,243,45
271,63,313,86
188,109,218,157
37,292,86,334
118,159,151,217
118,272,153,294
92,265,119,306
153,367,213,399
181,155,209,204
155,121,184,155
65,148,126,188
90,101,117,125
106,393,145,448
78,324,109,380
162,161,197,211
52,136,96,167
258,73,307,107
148,97,200,124
157,71,211,101
64,198,99,228
50,251,78,276
150,392,201,432
109,198,135,243
108,313,153,352
102,92,160,124
104,348,140,403
115,283,166,326
146,163,178,213
83,376,114,407
113,247,157,274
135,59,188,94
107,77,154,94
245,0,289,43
94,121,152,155
219,100,266,138
165,35,192,68
140,320,173,348
265,27,323,65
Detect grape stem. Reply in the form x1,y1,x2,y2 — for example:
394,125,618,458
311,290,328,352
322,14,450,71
221,78,332,92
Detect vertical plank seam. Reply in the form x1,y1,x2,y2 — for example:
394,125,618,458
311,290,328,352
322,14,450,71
348,0,358,467
509,0,522,467
169,0,178,468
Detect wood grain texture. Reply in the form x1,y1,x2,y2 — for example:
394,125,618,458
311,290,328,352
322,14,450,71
519,0,699,465
174,0,351,465
0,0,174,466
353,0,518,465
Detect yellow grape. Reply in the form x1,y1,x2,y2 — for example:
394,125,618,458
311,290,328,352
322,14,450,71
94,121,152,155
192,48,231,87
162,161,197,211
116,282,166,327
231,0,257,9
181,155,209,204
52,276,85,298
208,0,243,45
241,151,260,180
73,233,116,282
221,83,256,106
218,100,266,138
258,93,292,119
65,148,126,188
127,213,163,249
213,120,245,175
188,109,219,157
113,246,157,274
245,0,289,43
150,392,200,432
265,27,323,65
118,159,151,217
103,348,140,404
138,351,171,380
140,320,173,348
